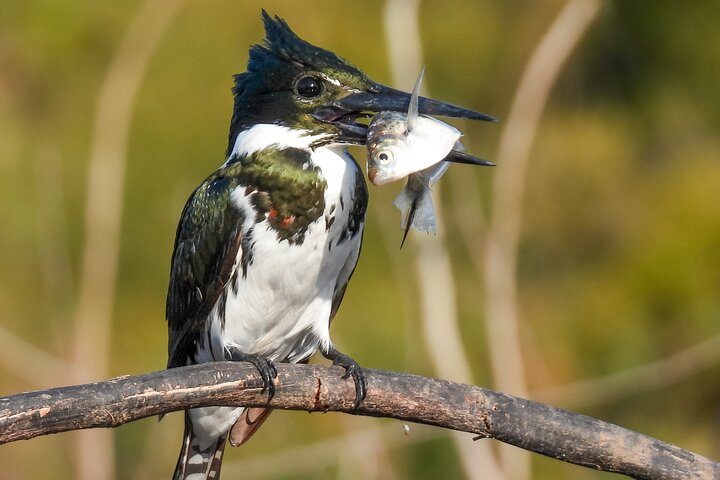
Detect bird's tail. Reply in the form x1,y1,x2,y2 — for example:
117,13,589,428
173,413,228,480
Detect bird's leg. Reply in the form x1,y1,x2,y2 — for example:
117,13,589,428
322,346,366,409
224,347,278,400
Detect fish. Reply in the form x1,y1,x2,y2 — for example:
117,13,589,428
366,69,462,187
366,68,493,245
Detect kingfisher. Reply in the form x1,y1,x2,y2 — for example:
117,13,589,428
166,11,495,480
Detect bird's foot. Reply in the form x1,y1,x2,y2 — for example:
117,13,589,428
225,347,278,400
322,346,366,409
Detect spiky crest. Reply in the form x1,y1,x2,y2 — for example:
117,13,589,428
227,11,373,154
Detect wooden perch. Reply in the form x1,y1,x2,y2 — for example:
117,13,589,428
0,363,717,479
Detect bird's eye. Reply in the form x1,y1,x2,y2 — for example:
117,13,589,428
295,76,325,98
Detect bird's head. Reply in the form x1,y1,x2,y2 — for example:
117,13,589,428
227,11,495,154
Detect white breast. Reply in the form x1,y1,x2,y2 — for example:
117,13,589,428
195,144,364,365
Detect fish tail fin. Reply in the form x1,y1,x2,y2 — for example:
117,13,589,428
173,413,228,480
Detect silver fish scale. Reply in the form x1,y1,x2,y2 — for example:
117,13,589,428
366,111,407,153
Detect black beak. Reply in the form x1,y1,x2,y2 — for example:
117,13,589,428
311,81,497,145
445,149,495,167
336,82,497,122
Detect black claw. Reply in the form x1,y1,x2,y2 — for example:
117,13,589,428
225,348,278,400
322,347,367,409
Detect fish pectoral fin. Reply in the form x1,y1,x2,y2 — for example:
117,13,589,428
400,196,419,248
393,185,437,239
393,185,414,228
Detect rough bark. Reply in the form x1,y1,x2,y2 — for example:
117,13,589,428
0,362,717,479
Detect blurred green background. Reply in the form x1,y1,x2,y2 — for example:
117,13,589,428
1,1,718,479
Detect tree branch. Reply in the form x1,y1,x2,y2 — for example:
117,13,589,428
0,363,716,479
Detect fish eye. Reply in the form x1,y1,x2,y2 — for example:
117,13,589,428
377,150,393,164
295,75,325,98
